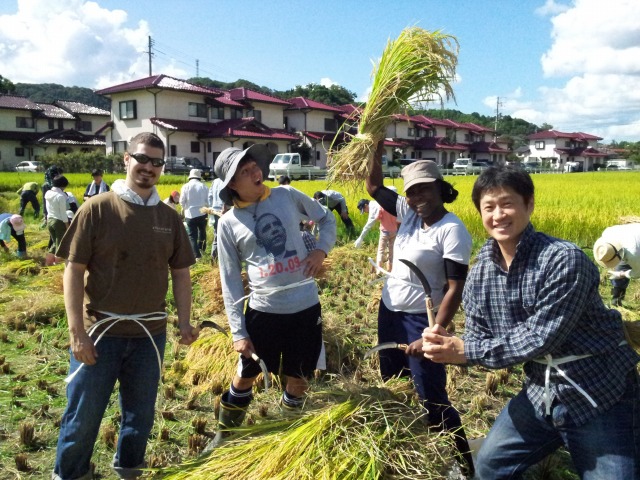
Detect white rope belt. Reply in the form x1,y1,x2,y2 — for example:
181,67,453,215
64,310,168,384
367,258,422,289
233,277,317,306
532,340,627,415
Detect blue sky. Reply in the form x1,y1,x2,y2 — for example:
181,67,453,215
1,0,639,142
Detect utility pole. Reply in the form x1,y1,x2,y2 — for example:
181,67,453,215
147,36,154,76
196,59,199,77
494,96,503,141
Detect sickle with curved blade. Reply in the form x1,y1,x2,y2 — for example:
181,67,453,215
251,353,271,391
398,258,436,328
363,342,409,359
191,320,228,336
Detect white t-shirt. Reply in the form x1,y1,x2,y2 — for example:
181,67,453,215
600,223,640,278
382,196,472,313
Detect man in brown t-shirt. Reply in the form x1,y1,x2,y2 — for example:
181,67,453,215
52,132,198,480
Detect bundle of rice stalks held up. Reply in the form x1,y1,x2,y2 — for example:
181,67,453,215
328,27,458,185
158,382,456,480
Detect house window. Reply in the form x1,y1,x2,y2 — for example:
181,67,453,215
248,109,262,122
119,100,137,119
231,108,243,119
426,129,434,138
284,117,289,130
48,119,55,129
76,121,92,132
207,141,212,153
191,142,200,153
535,141,545,149
170,145,177,156
324,118,337,132
408,127,415,137
410,151,416,159
189,102,207,118
210,107,224,120
16,117,34,128
15,147,25,157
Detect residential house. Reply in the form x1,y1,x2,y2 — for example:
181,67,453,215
524,130,608,171
385,114,509,167
285,97,350,168
0,95,109,170
95,75,298,169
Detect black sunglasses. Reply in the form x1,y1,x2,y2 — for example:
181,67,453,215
128,152,165,167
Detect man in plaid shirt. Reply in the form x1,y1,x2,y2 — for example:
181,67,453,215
423,165,640,479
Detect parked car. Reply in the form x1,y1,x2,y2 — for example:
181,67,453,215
466,161,490,174
523,162,542,173
163,156,212,180
15,160,43,172
452,158,472,175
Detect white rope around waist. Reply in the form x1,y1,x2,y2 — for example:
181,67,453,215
64,310,168,384
367,258,422,289
233,277,317,306
532,340,627,415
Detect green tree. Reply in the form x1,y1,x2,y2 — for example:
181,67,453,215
0,75,16,94
279,83,356,105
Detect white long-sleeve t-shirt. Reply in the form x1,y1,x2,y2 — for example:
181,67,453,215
218,186,336,341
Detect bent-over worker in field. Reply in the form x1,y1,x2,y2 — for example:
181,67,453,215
593,222,640,307
423,165,640,480
209,143,336,451
0,213,27,258
313,189,356,237
363,143,475,476
52,132,198,480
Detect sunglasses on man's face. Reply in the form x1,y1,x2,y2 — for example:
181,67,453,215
128,152,165,167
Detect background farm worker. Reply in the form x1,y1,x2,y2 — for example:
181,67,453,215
208,176,227,262
277,175,291,185
313,189,356,237
593,223,640,307
180,169,209,259
364,145,474,476
354,185,399,271
423,166,640,480
164,190,181,211
210,144,336,451
52,132,197,480
44,175,70,267
16,181,40,218
0,213,27,258
83,168,110,201
41,164,63,222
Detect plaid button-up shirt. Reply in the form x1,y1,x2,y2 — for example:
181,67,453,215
463,224,639,426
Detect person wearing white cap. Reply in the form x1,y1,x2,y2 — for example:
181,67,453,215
180,168,209,259
0,213,27,258
206,143,336,452
593,223,640,306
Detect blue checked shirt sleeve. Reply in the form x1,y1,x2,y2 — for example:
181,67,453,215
464,247,596,369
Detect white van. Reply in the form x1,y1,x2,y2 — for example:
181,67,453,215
452,158,472,174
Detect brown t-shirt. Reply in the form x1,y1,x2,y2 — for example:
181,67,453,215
57,192,195,337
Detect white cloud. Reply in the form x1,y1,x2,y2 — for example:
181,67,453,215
0,0,159,88
534,0,570,16
320,77,337,87
503,0,640,141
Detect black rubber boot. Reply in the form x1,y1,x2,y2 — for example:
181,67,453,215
201,399,248,455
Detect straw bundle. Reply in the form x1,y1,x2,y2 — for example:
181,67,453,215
328,27,458,184
159,383,456,479
179,331,237,396
619,215,640,224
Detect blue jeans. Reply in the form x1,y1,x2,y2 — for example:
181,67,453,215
186,215,207,258
476,370,640,479
53,333,166,480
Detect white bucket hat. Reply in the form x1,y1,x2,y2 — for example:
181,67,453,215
188,169,202,180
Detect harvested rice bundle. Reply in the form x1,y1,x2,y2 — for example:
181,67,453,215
328,27,458,184
160,384,455,479
180,330,237,396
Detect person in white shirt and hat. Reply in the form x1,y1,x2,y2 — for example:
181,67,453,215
180,169,209,259
0,213,27,258
593,223,640,306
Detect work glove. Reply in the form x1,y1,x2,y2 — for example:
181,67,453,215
608,270,631,280
354,238,363,249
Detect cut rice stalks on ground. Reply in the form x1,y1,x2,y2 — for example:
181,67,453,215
328,27,458,186
156,381,456,480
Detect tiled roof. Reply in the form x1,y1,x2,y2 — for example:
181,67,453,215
528,129,603,141
95,74,222,96
35,103,76,119
413,136,466,151
554,146,606,157
286,97,343,113
383,138,406,148
95,121,114,135
228,87,290,106
55,100,110,116
208,92,245,107
0,95,42,111
36,129,105,146
150,117,298,142
470,141,510,154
